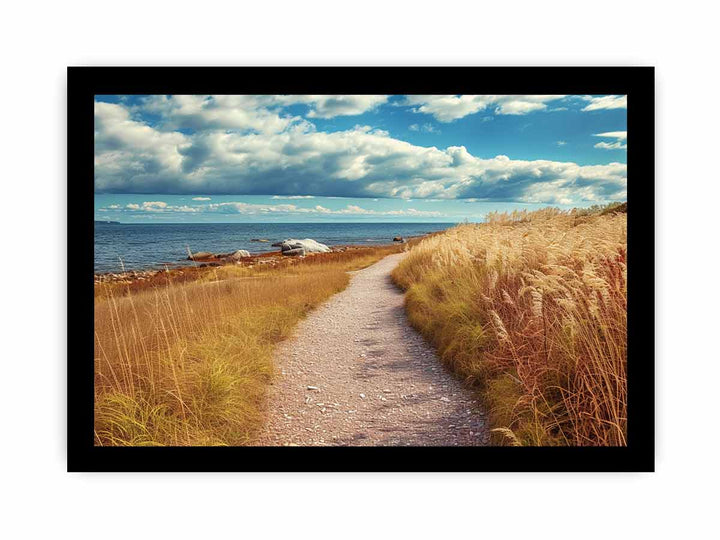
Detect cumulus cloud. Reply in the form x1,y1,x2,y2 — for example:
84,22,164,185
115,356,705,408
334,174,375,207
112,200,443,218
140,95,297,134
403,95,567,122
593,131,627,150
125,201,174,212
404,94,627,120
192,196,211,200
582,95,627,111
95,102,187,179
281,95,388,119
138,95,388,133
271,195,315,199
95,100,626,205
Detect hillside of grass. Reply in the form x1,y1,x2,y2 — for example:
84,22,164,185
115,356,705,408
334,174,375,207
392,206,627,446
94,245,401,446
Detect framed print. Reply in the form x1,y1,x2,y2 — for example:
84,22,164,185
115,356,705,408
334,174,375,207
68,67,654,471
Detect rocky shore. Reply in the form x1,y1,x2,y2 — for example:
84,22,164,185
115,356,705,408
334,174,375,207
94,241,385,285
94,233,433,287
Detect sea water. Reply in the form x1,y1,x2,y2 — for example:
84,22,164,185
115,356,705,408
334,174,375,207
94,222,454,273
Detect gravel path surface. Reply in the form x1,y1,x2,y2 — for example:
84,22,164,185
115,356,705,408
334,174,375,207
254,252,489,446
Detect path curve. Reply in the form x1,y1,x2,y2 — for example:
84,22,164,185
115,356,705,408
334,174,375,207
255,252,489,446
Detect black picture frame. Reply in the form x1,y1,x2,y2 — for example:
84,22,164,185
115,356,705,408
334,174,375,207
69,67,654,472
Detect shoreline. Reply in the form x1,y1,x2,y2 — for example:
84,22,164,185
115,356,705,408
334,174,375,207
94,223,454,276
94,238,422,285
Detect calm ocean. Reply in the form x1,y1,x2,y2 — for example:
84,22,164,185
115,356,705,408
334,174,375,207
94,222,455,273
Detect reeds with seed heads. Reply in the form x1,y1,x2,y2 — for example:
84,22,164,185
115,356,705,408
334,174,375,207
392,206,627,446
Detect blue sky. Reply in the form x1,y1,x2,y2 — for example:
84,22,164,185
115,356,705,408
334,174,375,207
94,94,626,223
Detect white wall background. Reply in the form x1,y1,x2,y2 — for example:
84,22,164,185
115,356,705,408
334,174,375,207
1,1,717,538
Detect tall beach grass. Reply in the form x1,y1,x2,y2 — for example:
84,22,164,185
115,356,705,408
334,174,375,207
392,206,627,446
94,245,400,446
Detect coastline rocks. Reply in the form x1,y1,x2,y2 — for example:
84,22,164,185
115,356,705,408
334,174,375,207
282,247,307,257
187,251,215,261
188,249,252,262
393,236,405,243
95,268,162,283
276,238,331,256
227,249,251,261
250,238,270,243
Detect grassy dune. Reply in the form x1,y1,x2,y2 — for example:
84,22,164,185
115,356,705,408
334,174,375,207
94,245,401,446
392,206,627,446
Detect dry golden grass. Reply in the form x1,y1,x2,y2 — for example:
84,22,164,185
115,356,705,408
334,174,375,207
392,206,627,446
94,245,400,446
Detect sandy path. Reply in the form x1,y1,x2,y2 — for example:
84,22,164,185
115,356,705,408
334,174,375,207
254,252,489,446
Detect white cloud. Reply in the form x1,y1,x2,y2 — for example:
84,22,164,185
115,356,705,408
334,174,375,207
95,102,187,178
582,95,627,111
125,201,174,212
140,95,297,134
280,95,388,119
271,195,315,199
593,131,628,150
192,196,211,200
404,95,567,122
141,95,388,131
112,201,443,218
594,141,627,150
409,123,439,133
557,141,567,146
95,101,627,205
594,131,627,140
